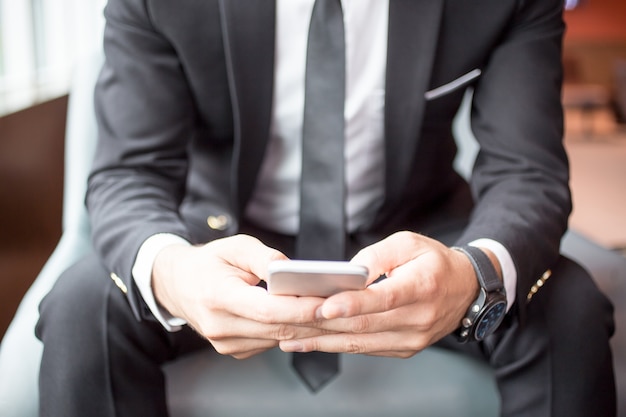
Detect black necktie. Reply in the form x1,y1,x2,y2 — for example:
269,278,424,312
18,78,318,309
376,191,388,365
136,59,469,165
292,0,345,393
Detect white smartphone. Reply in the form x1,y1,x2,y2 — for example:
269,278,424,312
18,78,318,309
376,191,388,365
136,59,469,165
267,260,369,297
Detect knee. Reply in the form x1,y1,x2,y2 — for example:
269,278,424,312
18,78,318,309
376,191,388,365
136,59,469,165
36,254,111,341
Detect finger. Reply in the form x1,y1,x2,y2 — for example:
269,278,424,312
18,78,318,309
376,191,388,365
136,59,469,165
201,312,336,342
210,337,278,358
350,231,439,283
318,256,442,319
298,304,434,335
209,325,340,359
231,347,275,360
279,330,430,355
212,234,289,284
363,351,418,358
215,282,327,325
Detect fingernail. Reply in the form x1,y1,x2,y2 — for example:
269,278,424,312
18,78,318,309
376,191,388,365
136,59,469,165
281,340,304,352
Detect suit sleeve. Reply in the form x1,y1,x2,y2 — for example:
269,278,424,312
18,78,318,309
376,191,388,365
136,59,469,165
86,0,197,319
455,0,571,317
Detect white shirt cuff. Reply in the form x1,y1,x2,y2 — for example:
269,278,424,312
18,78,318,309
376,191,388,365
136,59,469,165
132,233,190,332
469,238,517,312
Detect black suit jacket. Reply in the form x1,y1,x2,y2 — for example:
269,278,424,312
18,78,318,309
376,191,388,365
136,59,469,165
88,0,571,322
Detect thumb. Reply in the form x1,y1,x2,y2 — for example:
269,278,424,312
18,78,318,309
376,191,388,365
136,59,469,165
350,231,435,284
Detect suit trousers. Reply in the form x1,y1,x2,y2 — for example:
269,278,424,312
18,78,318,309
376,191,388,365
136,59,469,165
35,224,617,417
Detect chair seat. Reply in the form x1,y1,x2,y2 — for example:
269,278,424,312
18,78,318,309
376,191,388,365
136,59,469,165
165,347,500,417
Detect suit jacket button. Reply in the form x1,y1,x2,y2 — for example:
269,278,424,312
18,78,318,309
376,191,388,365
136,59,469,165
207,214,229,231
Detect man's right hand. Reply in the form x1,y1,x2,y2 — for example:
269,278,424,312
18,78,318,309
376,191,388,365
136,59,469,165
151,235,329,359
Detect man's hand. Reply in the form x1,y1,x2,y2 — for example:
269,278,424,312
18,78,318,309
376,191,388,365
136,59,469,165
279,231,488,358
152,235,329,359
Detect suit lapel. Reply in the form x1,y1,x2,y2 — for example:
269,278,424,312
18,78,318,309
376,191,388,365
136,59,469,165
383,0,445,211
218,0,445,223
219,0,276,216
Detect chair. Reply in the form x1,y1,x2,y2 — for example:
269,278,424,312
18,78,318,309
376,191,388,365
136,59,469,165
0,53,622,417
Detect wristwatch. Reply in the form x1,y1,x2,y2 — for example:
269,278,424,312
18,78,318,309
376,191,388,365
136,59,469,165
452,245,507,343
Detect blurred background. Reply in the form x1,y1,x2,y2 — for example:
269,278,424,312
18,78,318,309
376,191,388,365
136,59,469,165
0,0,624,411
0,0,106,336
0,0,106,115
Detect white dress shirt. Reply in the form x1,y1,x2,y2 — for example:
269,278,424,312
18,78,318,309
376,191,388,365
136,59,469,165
133,0,517,331
245,0,387,234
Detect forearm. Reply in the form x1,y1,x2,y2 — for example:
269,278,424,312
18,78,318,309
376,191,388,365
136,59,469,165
88,0,196,306
459,0,570,299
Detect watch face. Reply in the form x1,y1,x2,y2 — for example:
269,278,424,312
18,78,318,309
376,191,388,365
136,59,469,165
474,300,507,341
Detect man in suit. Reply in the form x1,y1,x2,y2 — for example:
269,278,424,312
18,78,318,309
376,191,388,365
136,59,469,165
36,0,616,415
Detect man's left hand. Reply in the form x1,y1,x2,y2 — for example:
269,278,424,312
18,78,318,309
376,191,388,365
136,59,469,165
279,231,483,357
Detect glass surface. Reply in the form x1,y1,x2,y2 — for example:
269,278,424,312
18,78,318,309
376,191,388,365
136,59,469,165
475,301,507,341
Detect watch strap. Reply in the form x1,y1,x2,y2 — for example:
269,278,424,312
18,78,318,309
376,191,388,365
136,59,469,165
452,245,506,343
452,245,503,293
